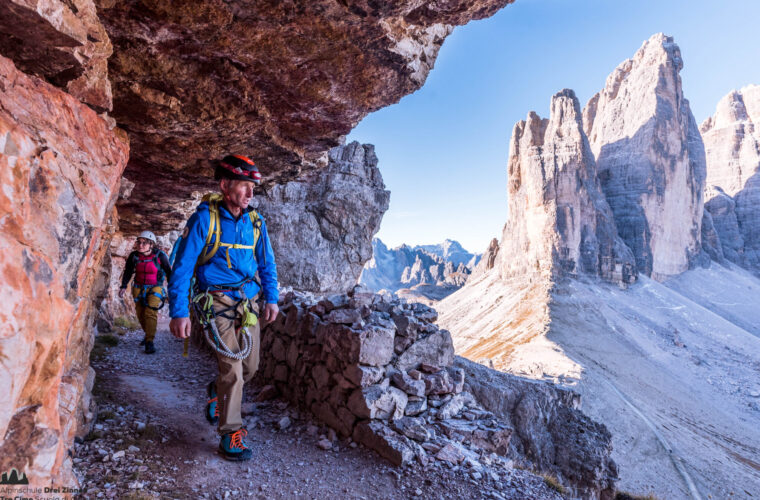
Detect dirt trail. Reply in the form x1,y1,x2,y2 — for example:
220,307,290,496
72,321,561,499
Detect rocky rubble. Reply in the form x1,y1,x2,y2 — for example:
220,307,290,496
257,286,616,498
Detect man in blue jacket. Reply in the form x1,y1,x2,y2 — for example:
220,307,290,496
169,154,279,461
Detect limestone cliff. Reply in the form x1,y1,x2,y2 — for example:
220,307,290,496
251,141,389,293
0,55,129,486
501,89,635,284
584,33,706,280
701,85,760,272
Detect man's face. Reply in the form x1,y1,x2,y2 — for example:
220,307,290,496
220,178,256,211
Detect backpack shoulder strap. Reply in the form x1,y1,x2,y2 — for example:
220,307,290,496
196,194,223,267
248,210,261,251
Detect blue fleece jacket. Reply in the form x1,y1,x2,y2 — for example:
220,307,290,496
169,201,278,318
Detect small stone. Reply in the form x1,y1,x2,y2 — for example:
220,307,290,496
435,443,465,464
128,445,140,453
112,450,125,460
420,363,441,373
317,438,332,450
277,417,291,430
135,422,146,431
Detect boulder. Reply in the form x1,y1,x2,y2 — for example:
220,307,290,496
347,385,408,420
396,330,455,371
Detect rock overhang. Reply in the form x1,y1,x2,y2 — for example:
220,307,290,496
95,0,516,233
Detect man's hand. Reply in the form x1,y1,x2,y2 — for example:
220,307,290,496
262,303,279,323
170,317,191,339
118,288,126,299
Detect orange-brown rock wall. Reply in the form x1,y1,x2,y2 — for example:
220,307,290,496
0,55,129,487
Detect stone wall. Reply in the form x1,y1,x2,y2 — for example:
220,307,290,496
257,286,617,498
0,55,129,486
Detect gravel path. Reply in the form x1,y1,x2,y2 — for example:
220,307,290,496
72,321,563,500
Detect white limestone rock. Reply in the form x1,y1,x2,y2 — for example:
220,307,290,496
500,88,636,284
584,33,706,280
701,85,760,272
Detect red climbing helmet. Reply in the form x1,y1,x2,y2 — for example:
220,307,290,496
215,154,262,184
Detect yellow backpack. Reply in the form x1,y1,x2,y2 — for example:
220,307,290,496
196,193,261,269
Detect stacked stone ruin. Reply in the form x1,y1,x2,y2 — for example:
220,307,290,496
256,286,514,467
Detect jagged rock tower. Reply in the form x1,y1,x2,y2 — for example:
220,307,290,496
584,33,707,280
502,88,636,284
701,85,760,272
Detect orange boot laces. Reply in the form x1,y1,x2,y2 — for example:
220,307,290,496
208,396,219,417
229,428,248,450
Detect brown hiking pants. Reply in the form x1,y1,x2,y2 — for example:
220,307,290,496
132,285,163,341
208,293,261,435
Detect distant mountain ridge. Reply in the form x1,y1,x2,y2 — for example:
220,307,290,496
359,238,480,302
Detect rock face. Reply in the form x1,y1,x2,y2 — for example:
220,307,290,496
0,0,114,110
502,89,635,284
584,33,706,280
257,286,616,498
361,238,475,301
99,0,518,233
251,142,389,293
701,85,760,272
0,55,129,486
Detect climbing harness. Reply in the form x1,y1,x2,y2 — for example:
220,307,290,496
191,281,259,360
132,284,167,311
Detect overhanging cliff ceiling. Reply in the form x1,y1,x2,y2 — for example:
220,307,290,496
97,0,515,232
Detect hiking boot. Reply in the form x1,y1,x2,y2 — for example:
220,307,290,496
144,341,156,354
139,336,147,346
205,381,219,425
219,429,252,461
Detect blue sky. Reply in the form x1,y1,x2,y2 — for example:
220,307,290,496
346,0,760,254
